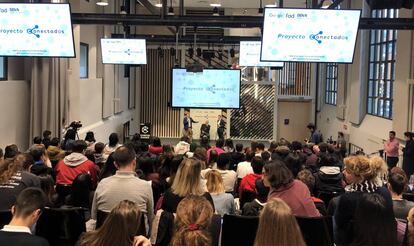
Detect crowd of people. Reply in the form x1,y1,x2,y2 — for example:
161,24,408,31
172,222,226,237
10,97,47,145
1,128,414,246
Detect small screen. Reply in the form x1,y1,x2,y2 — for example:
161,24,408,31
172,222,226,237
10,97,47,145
101,39,147,65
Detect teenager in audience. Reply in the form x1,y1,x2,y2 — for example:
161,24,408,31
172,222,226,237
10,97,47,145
230,143,245,170
138,155,161,205
47,137,65,168
103,133,122,160
91,146,154,231
206,139,225,163
174,136,191,155
162,158,214,213
62,129,76,151
283,152,303,177
99,153,117,180
350,193,397,246
223,139,234,153
205,170,235,216
264,160,320,217
41,130,52,149
388,172,414,220
242,179,269,216
56,140,98,187
239,156,264,202
148,137,163,155
268,141,278,153
255,143,265,156
84,131,96,150
254,198,306,246
29,145,52,176
297,169,327,216
38,174,58,207
403,132,414,177
0,188,49,246
160,155,184,189
93,142,106,168
236,151,255,179
215,153,237,192
193,147,207,168
334,155,393,245
171,195,214,246
78,200,150,246
206,150,218,169
4,144,19,160
313,153,344,196
33,136,42,145
0,158,41,210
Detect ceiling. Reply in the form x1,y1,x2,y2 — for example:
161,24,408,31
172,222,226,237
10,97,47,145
147,0,308,9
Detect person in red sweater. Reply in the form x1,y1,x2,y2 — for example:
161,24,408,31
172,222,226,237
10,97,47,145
149,137,163,155
56,140,98,187
264,160,320,217
239,156,264,202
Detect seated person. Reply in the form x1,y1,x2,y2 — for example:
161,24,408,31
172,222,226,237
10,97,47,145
388,173,414,220
313,154,344,196
29,145,52,176
205,170,235,216
242,179,269,216
0,187,49,246
297,169,327,216
239,156,264,204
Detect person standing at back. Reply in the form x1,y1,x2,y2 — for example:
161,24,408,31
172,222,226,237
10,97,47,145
403,132,414,177
0,187,49,246
384,131,400,169
306,123,322,144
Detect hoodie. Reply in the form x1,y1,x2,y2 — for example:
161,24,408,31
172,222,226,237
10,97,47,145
55,152,98,186
314,166,344,195
239,173,263,200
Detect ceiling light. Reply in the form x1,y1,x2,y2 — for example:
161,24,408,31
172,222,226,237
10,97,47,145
96,0,108,6
265,4,277,7
155,1,162,8
212,7,219,16
210,0,221,7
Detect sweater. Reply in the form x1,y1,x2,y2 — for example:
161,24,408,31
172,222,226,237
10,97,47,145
210,193,235,216
0,231,49,246
268,180,320,217
239,173,262,200
55,153,98,186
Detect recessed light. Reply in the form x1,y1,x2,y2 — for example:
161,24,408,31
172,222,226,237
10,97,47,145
155,3,163,7
210,3,221,7
96,0,109,6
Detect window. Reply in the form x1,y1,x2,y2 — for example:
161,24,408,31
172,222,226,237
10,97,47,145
325,63,338,105
0,57,6,80
367,9,398,119
80,43,89,79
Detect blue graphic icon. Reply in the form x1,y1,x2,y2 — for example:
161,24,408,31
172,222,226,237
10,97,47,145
309,31,323,44
277,13,284,18
27,25,40,38
124,49,132,55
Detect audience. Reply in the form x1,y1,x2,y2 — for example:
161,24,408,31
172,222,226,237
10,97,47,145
239,156,264,202
223,139,234,153
85,131,96,150
388,172,414,220
0,158,41,210
4,144,19,159
149,137,163,155
313,153,344,196
205,170,235,216
215,153,237,193
0,148,3,161
55,140,98,187
103,133,122,160
0,187,49,246
78,200,150,246
46,137,65,167
242,179,269,216
93,142,106,168
206,139,225,163
170,195,214,246
162,158,214,213
236,151,255,179
91,146,154,231
264,160,320,217
41,130,52,149
62,129,76,151
174,136,191,155
297,169,327,216
230,143,245,170
254,198,306,246
29,145,51,175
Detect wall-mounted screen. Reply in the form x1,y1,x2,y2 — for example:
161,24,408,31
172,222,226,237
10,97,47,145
171,68,241,109
101,39,147,65
239,41,283,67
0,3,75,57
261,8,361,63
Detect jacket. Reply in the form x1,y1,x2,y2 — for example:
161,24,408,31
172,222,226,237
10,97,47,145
239,173,262,200
314,166,345,195
55,152,98,186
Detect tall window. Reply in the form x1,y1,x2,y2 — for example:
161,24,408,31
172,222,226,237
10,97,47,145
325,63,338,105
0,57,6,80
80,43,89,79
367,9,398,119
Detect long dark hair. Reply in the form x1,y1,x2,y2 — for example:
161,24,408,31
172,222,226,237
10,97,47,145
263,160,293,190
108,133,119,147
351,193,397,246
77,200,141,246
85,131,96,143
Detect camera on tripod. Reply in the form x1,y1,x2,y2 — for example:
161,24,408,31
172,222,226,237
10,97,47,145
69,121,83,131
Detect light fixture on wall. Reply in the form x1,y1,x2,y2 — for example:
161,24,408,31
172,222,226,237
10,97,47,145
155,0,163,8
168,0,174,15
212,7,219,16
96,0,109,6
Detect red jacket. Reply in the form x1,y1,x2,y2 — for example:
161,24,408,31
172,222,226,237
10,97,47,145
239,173,263,200
268,180,320,217
149,146,163,155
55,153,98,186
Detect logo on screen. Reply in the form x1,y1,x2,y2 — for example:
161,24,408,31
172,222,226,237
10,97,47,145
125,49,132,56
27,25,40,38
309,31,323,44
25,25,66,38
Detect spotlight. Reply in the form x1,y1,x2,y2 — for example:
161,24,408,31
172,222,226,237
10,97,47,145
212,7,219,16
96,0,108,6
168,6,174,15
196,48,202,57
188,48,194,58
170,47,176,57
230,48,235,58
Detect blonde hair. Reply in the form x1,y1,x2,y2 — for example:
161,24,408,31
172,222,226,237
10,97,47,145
254,198,306,246
344,155,377,183
172,158,204,197
369,156,388,185
205,170,225,194
171,195,213,246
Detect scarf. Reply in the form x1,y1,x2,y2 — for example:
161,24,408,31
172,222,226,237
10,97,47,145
345,180,378,193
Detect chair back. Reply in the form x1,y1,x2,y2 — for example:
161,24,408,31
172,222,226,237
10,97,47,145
35,207,86,246
96,209,147,236
295,216,334,246
70,173,92,208
240,191,256,209
0,210,12,228
221,214,259,246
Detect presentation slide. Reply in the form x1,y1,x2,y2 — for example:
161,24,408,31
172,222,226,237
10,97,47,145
0,3,74,57
261,8,361,63
172,69,241,109
101,39,147,65
239,41,283,67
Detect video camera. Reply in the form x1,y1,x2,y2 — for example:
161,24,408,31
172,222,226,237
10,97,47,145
69,121,83,131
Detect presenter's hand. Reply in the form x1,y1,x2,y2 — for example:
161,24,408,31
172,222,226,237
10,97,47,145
133,236,151,246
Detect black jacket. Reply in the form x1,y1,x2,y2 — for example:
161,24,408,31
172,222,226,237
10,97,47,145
314,166,345,195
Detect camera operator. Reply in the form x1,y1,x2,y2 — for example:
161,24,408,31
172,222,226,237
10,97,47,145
61,121,83,151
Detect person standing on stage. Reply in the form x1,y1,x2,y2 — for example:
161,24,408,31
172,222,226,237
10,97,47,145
403,132,414,177
183,112,198,142
217,115,225,140
384,130,400,169
200,120,211,140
